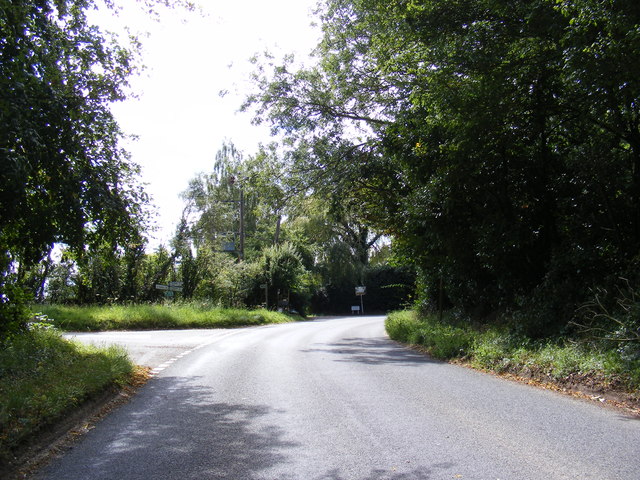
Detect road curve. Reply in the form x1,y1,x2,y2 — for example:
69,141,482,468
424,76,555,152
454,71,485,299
39,316,639,479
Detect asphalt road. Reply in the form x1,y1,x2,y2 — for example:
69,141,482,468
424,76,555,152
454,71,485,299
38,316,640,479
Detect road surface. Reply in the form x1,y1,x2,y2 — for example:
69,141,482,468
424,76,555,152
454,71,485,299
37,316,640,479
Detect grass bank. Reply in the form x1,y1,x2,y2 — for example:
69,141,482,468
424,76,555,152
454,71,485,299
0,328,137,467
386,310,640,402
36,303,301,331
2,304,296,471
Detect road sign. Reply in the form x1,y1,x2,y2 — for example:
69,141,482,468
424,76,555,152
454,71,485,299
156,283,181,292
355,286,366,314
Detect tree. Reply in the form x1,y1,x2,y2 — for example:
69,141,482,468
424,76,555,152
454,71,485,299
45,253,78,304
260,242,305,310
245,0,640,330
182,141,301,260
0,0,198,335
1,1,149,267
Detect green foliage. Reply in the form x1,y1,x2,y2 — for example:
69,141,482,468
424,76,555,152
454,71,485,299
245,0,640,334
364,264,415,312
175,139,410,314
36,303,299,331
573,280,640,363
313,264,415,314
0,281,31,340
386,310,640,390
385,311,470,360
0,0,149,267
260,242,304,304
385,311,423,344
0,0,166,337
0,328,134,461
212,260,263,309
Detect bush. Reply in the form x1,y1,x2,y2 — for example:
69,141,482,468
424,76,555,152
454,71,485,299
573,281,640,363
0,282,31,341
385,310,421,344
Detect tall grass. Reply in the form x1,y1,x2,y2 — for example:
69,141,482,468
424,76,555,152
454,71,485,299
0,328,135,463
386,310,640,391
37,303,299,331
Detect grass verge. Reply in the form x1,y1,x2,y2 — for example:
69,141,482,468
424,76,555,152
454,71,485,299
0,328,137,467
36,303,301,331
386,310,640,404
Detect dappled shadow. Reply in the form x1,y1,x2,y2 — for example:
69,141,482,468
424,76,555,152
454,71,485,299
307,462,456,480
304,463,462,480
616,412,640,422
301,337,439,366
35,375,458,480
36,377,299,480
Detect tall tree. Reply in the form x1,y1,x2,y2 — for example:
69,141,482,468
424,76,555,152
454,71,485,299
1,1,147,268
0,0,189,335
245,0,640,328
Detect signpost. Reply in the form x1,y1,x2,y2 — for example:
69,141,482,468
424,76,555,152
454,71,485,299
155,282,183,298
260,284,268,309
355,286,366,314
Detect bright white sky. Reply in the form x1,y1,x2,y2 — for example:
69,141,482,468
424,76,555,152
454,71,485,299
97,1,321,249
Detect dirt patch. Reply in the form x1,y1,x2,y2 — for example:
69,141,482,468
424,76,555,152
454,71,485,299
1,366,151,480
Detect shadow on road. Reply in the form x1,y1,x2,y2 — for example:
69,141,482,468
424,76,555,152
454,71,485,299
37,377,299,480
37,375,457,480
301,337,439,366
310,463,455,480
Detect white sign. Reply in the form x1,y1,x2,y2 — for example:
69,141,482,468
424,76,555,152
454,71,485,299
355,286,366,296
168,281,183,287
155,284,169,290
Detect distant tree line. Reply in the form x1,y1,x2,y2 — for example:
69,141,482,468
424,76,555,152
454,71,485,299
31,141,413,315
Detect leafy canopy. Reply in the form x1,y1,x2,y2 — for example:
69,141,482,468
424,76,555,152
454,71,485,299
0,0,192,335
245,0,640,330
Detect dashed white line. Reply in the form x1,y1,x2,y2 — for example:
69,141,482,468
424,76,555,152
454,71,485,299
147,339,218,377
146,328,257,377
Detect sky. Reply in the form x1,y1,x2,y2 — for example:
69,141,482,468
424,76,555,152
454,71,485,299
97,0,321,249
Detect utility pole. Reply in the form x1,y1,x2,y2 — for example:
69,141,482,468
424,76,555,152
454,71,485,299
239,184,244,261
